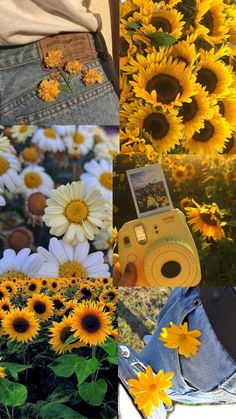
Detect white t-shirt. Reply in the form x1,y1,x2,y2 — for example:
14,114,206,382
0,0,99,46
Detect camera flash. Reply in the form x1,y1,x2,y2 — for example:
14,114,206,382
135,225,147,245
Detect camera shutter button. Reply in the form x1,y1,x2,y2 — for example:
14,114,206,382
127,254,137,263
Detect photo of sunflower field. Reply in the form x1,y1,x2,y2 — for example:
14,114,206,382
0,277,118,418
0,125,118,280
114,153,236,284
120,0,236,154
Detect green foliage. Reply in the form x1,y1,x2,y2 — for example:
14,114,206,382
40,402,84,419
78,379,108,406
0,362,31,380
0,379,27,407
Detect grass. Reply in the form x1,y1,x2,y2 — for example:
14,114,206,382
118,287,172,351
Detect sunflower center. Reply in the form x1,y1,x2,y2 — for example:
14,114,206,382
64,308,74,317
107,291,116,301
222,136,234,154
218,101,224,116
51,281,58,289
197,68,217,94
24,172,42,189
120,36,129,57
19,125,29,134
28,193,47,216
99,172,113,190
0,291,4,299
73,133,84,144
13,318,30,333
64,200,88,224
4,271,29,280
176,169,184,178
59,261,87,279
60,326,73,343
22,147,39,162
81,288,92,298
54,299,64,310
143,113,169,139
201,10,214,35
150,16,171,33
43,128,57,139
175,56,189,66
146,74,183,104
200,212,217,226
0,156,10,175
193,121,214,142
2,304,10,311
179,98,198,122
29,284,37,292
33,301,46,314
81,314,101,333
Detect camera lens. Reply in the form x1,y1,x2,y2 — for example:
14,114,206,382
161,261,181,278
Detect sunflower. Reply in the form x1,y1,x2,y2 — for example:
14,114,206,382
71,301,112,345
27,294,54,321
109,327,118,342
196,52,234,99
0,298,12,312
196,0,229,46
131,58,198,111
0,310,6,336
0,367,6,378
169,40,199,68
120,75,133,105
221,132,236,154
185,200,226,240
26,278,42,295
160,322,202,358
217,97,236,129
120,24,137,70
172,165,187,185
128,104,183,152
61,300,78,317
120,0,138,20
100,288,119,304
183,111,231,154
98,301,116,314
78,284,95,300
51,293,66,313
128,366,174,416
178,86,214,138
49,317,84,354
48,278,60,292
2,307,39,343
180,197,194,209
95,277,113,287
0,286,10,300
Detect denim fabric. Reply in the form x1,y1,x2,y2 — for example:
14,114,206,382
139,287,236,406
0,33,119,125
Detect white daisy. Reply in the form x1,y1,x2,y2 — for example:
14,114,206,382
11,125,37,142
93,228,112,250
0,187,6,207
20,165,54,196
0,248,43,280
43,181,106,245
0,136,15,154
37,237,110,278
0,152,22,192
94,134,119,161
63,126,96,156
102,201,112,230
81,159,112,200
32,127,65,152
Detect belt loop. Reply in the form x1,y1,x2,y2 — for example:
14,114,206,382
93,31,110,61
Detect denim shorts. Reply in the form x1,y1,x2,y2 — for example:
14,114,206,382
0,32,119,125
133,287,236,406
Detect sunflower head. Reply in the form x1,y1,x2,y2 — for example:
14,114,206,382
100,288,118,304
27,294,54,321
49,316,84,354
2,307,39,343
26,278,41,295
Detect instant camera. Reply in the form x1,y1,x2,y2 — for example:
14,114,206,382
118,164,201,287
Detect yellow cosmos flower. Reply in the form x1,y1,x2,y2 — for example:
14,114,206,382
131,58,198,111
44,50,63,68
38,79,60,102
185,200,226,240
49,317,84,354
160,322,202,358
65,60,82,75
2,307,39,343
128,366,174,416
82,68,103,85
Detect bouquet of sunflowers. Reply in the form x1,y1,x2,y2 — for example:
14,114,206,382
120,0,236,154
0,277,118,418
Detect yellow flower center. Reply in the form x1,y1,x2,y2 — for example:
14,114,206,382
59,261,87,278
3,271,29,280
73,133,84,144
43,128,57,139
22,147,39,162
19,125,29,134
64,200,88,224
179,333,187,343
24,172,42,189
100,172,112,190
149,383,158,392
0,156,10,175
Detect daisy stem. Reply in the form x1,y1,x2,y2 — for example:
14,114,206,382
72,160,77,180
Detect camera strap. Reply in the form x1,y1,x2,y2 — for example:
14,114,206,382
199,287,236,364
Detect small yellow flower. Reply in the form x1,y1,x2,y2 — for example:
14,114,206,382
44,50,63,68
65,60,82,75
160,322,202,358
38,80,60,102
0,366,6,379
128,366,174,416
82,68,104,85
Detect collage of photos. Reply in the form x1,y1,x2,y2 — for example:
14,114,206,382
0,0,235,418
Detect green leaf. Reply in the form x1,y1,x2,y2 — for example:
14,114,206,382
59,83,72,93
0,379,27,407
127,21,141,29
0,362,31,380
49,354,80,378
63,334,78,345
146,32,177,46
75,358,99,385
78,379,107,406
107,356,118,365
40,402,84,419
99,337,118,359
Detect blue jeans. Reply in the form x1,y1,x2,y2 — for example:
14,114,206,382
0,33,119,125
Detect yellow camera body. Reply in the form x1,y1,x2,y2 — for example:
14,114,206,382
118,209,201,286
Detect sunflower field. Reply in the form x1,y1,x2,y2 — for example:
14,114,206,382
0,126,118,280
0,277,118,418
114,153,236,284
120,0,236,155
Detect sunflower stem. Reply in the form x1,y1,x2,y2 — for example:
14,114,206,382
4,405,11,419
91,345,96,359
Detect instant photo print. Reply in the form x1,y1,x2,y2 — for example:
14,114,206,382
119,164,201,287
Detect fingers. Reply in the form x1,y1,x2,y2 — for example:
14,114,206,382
113,262,137,287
